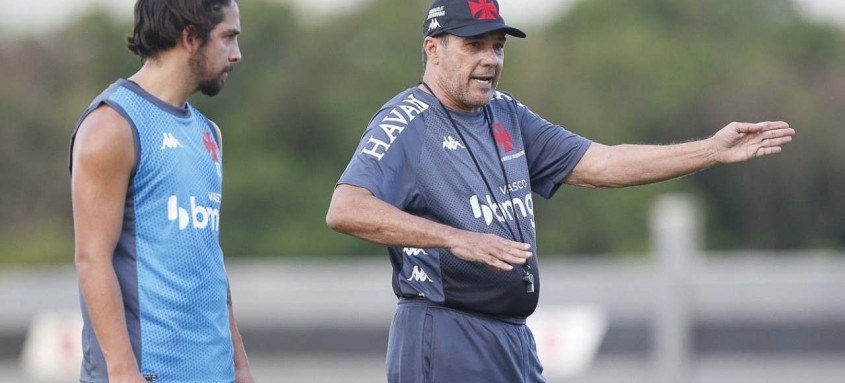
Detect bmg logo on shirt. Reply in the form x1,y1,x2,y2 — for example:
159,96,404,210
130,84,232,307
167,195,220,231
469,193,535,229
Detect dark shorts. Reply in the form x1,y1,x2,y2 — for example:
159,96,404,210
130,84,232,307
386,299,545,383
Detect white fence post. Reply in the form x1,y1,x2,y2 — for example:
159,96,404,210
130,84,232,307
651,194,700,383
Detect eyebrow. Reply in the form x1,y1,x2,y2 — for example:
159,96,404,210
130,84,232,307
222,27,241,36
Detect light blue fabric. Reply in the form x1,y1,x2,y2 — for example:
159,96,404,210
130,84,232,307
72,79,233,383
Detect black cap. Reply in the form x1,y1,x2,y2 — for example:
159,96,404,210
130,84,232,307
423,0,526,38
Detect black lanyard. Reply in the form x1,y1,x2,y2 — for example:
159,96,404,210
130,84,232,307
420,82,535,293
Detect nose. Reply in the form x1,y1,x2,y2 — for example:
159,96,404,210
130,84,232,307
230,40,242,63
480,45,499,67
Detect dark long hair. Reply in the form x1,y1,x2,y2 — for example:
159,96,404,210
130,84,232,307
126,0,235,59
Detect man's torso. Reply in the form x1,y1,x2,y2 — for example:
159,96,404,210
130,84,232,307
71,79,234,383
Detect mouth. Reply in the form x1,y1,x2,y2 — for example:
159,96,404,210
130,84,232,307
220,67,233,80
471,74,494,86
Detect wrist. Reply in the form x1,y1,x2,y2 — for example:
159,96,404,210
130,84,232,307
105,349,139,374
439,225,461,250
701,136,722,166
106,360,140,377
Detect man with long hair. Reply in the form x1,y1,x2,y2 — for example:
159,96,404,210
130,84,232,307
70,1,253,381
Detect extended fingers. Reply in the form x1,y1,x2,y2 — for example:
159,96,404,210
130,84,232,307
451,232,533,271
485,238,532,270
736,121,790,134
755,146,783,157
500,239,532,258
760,134,793,147
484,258,515,271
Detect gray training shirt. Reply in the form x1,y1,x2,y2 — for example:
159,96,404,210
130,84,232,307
338,87,591,318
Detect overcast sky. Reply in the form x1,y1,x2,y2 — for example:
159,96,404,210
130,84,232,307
3,0,843,35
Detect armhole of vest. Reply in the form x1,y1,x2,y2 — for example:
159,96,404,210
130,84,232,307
107,100,142,180
69,99,141,181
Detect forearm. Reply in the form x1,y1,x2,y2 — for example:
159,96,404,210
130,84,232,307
569,139,718,188
606,140,718,186
227,289,252,377
568,121,794,188
327,185,532,271
326,185,459,249
76,255,139,374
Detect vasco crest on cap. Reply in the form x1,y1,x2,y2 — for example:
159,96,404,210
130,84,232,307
422,0,526,38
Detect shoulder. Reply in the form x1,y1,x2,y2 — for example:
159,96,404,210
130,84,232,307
188,105,223,149
77,104,133,145
73,104,135,172
490,90,529,112
366,88,434,138
370,88,434,125
357,88,433,161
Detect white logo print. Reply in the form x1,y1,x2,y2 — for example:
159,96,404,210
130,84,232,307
442,136,465,151
160,133,183,150
469,193,535,229
407,265,433,282
167,195,220,231
428,18,441,32
427,6,445,20
403,248,429,256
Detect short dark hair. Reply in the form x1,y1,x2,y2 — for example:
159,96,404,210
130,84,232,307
126,0,236,59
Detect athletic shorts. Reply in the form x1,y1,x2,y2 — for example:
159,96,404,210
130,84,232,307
386,299,545,383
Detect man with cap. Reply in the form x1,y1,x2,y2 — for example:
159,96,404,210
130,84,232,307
326,0,794,381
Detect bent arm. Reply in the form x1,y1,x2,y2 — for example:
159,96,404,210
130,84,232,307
71,106,146,382
326,184,532,271
565,121,794,188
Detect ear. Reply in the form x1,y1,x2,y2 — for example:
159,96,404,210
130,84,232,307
181,26,202,54
423,37,440,65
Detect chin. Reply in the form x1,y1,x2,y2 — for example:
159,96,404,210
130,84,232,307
198,80,226,97
199,86,223,97
473,93,494,106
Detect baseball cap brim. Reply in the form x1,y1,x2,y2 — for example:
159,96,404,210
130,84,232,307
440,23,526,38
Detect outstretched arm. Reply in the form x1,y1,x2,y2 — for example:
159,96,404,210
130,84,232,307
565,121,794,188
326,184,532,271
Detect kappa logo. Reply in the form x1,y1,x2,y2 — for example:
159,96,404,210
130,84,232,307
160,133,183,150
167,195,220,231
428,18,441,32
407,265,433,282
468,0,499,20
442,136,465,151
403,248,429,256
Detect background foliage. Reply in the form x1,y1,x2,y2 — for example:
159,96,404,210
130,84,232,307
1,0,842,264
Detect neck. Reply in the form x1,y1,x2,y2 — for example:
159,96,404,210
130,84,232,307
128,55,195,108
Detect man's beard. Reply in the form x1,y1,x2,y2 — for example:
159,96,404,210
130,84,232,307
437,75,493,112
189,49,230,96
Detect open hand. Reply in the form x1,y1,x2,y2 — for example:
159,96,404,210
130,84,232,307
711,121,794,164
448,230,532,271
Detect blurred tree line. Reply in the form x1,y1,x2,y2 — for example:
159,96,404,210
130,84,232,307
0,0,842,264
